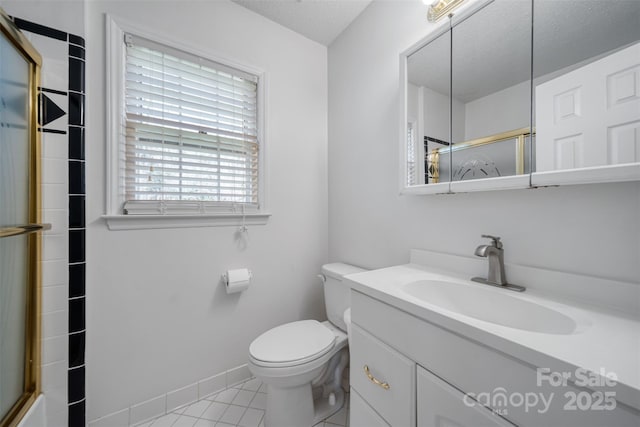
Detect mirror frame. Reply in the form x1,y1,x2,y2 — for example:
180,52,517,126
399,0,640,195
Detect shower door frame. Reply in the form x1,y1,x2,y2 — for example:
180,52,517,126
0,8,43,427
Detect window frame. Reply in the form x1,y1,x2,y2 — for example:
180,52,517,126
104,15,270,230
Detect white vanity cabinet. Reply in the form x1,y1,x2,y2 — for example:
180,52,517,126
349,290,640,427
350,389,391,427
417,366,515,427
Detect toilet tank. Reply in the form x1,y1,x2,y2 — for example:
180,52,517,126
321,263,366,331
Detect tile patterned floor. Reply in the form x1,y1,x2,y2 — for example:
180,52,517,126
136,378,349,427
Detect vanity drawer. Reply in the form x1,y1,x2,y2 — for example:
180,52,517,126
350,323,415,427
350,388,390,427
417,365,515,427
352,290,640,427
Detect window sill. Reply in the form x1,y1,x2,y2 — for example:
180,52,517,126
102,212,271,231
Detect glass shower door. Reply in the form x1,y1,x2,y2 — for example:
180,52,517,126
0,10,44,425
0,26,32,422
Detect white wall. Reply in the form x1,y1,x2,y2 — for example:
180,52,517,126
85,0,328,421
425,87,465,143
464,80,530,140
0,0,84,36
423,86,449,142
328,1,640,284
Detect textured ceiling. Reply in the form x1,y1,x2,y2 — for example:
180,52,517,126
232,0,372,46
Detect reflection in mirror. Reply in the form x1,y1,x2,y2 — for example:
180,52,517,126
450,0,532,182
406,29,451,185
533,0,640,173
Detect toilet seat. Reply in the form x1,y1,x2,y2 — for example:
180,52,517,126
249,320,336,368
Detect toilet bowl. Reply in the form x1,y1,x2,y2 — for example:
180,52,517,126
247,263,365,427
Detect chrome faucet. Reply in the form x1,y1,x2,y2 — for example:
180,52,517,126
471,235,525,292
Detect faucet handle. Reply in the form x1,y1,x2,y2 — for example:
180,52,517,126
481,234,503,249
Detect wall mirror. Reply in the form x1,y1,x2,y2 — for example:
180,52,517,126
531,0,640,186
406,27,452,188
401,0,640,194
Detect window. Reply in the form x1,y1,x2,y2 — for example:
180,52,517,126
107,21,265,222
407,121,417,186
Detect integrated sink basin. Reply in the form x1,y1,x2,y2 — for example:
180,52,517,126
403,280,580,334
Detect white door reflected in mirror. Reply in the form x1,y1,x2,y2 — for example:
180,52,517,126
401,0,640,193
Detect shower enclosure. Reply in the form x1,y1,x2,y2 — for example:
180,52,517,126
0,9,45,427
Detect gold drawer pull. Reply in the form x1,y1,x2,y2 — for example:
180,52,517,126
364,365,390,390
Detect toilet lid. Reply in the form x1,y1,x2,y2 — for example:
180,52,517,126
249,320,336,365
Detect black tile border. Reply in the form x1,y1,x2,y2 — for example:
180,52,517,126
69,44,85,60
68,297,85,334
69,332,85,368
68,230,85,264
13,17,67,41
17,16,87,426
66,29,87,427
68,161,85,195
68,400,85,427
69,263,86,299
69,127,85,160
40,128,67,135
68,33,84,47
68,366,85,403
40,87,68,96
69,196,86,228
69,58,85,93
68,92,85,126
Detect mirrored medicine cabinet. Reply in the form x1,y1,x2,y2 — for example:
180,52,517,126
401,0,640,194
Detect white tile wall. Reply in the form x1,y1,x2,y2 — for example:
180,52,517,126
41,259,67,287
88,365,253,427
41,360,68,411
88,409,130,427
42,157,68,184
42,208,68,235
42,335,67,365
42,131,68,160
42,233,67,261
33,33,71,426
41,284,66,313
130,395,167,426
42,310,67,338
197,373,226,399
226,366,252,388
167,384,199,413
42,183,67,210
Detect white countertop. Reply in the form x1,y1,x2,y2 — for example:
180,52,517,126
345,263,640,410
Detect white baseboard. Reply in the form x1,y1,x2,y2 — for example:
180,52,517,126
88,364,252,427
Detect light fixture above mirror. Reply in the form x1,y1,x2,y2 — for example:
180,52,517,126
426,0,466,22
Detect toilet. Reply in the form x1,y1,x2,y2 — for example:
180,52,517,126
248,263,365,427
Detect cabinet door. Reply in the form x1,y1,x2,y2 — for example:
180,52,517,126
350,388,390,427
417,366,515,427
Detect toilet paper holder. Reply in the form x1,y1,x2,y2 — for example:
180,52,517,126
223,268,252,294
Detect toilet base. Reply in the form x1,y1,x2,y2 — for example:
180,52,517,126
264,382,313,427
312,387,345,425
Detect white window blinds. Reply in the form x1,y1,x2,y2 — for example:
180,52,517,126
407,122,417,186
121,34,259,215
